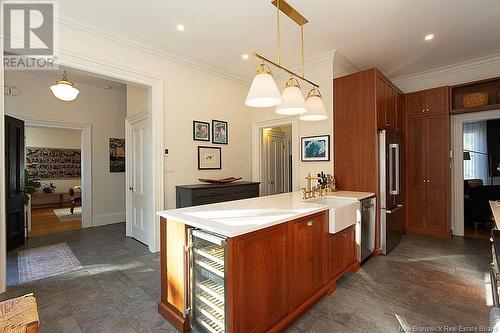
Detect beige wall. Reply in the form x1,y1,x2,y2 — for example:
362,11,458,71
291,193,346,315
5,71,127,225
126,84,148,117
25,126,82,192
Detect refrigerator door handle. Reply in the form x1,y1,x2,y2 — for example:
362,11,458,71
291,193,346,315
386,204,403,214
389,143,400,195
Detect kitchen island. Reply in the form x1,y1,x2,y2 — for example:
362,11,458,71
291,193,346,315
157,191,374,333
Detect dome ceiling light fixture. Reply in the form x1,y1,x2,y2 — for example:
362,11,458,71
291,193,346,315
50,70,79,101
245,0,327,121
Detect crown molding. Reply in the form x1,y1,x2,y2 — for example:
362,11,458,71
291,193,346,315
57,17,250,86
275,50,337,81
333,51,359,75
391,52,500,86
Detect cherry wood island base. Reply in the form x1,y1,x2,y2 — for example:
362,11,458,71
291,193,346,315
158,211,360,333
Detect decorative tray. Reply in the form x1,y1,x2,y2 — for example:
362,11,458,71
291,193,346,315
198,177,242,184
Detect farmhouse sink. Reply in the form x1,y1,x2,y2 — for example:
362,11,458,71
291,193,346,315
307,197,359,234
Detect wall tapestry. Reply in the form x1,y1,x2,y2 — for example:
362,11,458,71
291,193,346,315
26,147,81,179
109,138,125,172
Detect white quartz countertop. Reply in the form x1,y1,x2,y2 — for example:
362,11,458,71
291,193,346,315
156,190,375,238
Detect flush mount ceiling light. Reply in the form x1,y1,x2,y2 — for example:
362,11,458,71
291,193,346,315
176,24,185,31
242,54,249,60
424,34,434,41
300,87,328,121
245,0,327,121
50,70,79,101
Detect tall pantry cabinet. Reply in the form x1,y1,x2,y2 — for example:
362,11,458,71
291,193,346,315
405,87,451,238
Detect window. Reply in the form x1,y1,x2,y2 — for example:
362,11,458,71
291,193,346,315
463,121,489,184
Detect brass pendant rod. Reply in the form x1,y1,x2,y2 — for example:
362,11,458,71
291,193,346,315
253,52,319,88
276,0,280,65
301,25,304,77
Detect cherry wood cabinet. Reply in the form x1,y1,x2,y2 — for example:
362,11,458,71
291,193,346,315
334,68,403,253
230,224,290,333
377,74,397,130
325,225,356,281
160,211,360,333
406,87,448,116
405,87,450,238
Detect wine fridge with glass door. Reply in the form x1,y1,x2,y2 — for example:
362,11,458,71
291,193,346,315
188,229,227,333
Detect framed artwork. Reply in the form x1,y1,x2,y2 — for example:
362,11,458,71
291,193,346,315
301,135,330,162
26,147,81,179
193,121,210,141
212,120,228,144
109,138,125,172
198,146,222,170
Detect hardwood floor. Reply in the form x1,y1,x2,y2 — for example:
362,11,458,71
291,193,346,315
29,208,82,237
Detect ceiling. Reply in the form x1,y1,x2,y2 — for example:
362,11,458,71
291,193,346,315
59,0,500,81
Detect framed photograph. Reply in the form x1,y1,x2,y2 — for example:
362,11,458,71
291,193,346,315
193,121,210,141
109,138,126,172
212,120,228,144
198,146,222,170
301,135,330,162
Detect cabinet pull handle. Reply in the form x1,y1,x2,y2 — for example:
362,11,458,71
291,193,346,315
307,220,316,227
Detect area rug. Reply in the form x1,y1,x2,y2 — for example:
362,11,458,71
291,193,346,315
53,207,81,222
18,243,82,283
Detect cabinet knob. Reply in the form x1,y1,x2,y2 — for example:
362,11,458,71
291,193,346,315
343,233,349,238
307,220,316,227
426,108,429,112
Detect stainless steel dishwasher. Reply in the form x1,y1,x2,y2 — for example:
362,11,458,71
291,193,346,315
360,197,376,262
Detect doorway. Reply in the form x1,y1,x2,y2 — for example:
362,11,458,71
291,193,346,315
451,109,500,237
25,126,84,237
261,126,292,196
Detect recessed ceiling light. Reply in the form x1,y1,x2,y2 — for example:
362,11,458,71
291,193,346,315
424,34,435,41
176,24,185,32
242,54,249,60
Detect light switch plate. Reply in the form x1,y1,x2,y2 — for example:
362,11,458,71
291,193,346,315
165,163,175,173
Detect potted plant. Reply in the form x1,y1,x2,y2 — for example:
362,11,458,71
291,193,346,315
23,169,41,205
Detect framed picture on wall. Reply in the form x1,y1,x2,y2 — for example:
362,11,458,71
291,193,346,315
212,120,228,144
109,138,125,172
193,121,210,141
198,146,222,170
301,135,330,162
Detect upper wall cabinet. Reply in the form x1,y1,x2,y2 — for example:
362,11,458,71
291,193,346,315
377,73,397,130
406,87,448,116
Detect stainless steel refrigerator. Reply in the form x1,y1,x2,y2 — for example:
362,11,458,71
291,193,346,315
379,129,404,254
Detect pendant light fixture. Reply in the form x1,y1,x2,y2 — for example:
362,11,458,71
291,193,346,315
300,87,328,121
245,0,328,122
245,63,282,107
50,70,79,101
275,77,307,115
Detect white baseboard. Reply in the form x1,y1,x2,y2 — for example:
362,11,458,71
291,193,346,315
92,211,126,227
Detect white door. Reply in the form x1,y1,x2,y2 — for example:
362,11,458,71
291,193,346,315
129,116,152,245
263,131,287,195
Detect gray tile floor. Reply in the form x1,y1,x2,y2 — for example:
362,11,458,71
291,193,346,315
1,223,493,333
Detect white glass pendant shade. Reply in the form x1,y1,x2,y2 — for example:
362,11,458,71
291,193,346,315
300,87,328,121
275,77,307,115
245,63,282,107
50,71,80,101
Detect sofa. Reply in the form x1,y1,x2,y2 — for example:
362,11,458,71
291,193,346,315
464,179,500,228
